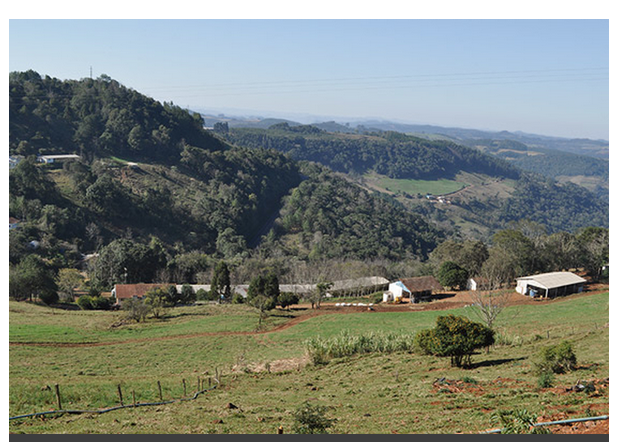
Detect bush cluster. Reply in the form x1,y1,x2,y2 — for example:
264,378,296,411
76,295,112,310
535,340,577,375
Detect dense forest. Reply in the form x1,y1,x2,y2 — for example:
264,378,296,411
270,162,443,261
223,123,521,180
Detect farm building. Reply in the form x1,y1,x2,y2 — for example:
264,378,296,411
9,217,21,230
515,271,586,299
112,283,170,304
328,276,389,297
466,276,490,291
37,154,81,164
383,276,443,303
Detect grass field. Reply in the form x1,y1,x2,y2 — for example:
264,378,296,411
9,291,609,434
375,177,466,196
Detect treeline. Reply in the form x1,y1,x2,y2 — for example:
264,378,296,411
224,123,521,180
429,222,609,284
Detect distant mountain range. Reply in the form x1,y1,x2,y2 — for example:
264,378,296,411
198,111,609,160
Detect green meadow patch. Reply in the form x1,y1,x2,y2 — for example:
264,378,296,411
376,176,466,196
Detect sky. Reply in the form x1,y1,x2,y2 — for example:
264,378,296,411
8,18,610,140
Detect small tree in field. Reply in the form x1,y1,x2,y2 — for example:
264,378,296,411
415,314,495,368
292,402,336,434
278,292,300,310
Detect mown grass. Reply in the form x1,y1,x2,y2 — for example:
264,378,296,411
9,292,609,433
376,177,466,196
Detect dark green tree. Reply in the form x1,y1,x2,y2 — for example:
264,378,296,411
9,254,58,303
211,261,231,303
277,292,300,310
437,261,468,291
415,314,495,368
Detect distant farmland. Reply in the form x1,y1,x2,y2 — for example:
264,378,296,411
374,176,466,196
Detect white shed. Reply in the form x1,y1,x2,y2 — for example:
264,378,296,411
515,272,585,299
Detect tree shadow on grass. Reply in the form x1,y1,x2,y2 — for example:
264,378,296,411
468,356,527,369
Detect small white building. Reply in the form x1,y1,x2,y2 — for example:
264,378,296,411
515,271,586,299
383,276,443,303
466,276,490,291
37,154,81,164
9,156,22,169
9,217,21,230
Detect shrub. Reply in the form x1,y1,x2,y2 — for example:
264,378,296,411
414,314,495,368
535,341,577,374
231,293,245,304
77,295,95,310
277,292,299,309
38,290,59,305
490,409,551,434
77,295,112,310
195,288,208,301
537,371,555,389
292,402,336,434
91,295,112,310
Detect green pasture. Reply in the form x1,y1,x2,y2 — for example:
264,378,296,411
376,177,465,196
9,292,609,433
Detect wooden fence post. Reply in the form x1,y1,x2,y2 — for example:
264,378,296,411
132,390,136,406
157,381,163,401
183,379,187,396
117,384,124,406
54,384,62,410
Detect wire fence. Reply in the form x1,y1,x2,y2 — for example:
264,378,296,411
10,373,221,421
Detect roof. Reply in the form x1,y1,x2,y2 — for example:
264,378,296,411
113,283,171,300
399,276,444,293
516,272,586,290
38,154,81,160
330,276,389,292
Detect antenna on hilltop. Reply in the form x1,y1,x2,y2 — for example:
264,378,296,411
90,66,93,79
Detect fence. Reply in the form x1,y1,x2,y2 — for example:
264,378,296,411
10,371,222,421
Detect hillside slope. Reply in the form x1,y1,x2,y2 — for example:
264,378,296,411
224,125,608,237
9,71,443,268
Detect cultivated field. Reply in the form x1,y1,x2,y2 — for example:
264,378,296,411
9,287,609,434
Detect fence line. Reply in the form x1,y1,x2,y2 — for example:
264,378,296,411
9,378,220,422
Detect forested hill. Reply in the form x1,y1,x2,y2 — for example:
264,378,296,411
223,123,521,181
222,122,608,236
9,70,227,161
9,71,443,270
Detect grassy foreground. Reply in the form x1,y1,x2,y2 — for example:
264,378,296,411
9,292,609,434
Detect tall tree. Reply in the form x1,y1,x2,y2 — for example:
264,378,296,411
211,261,231,302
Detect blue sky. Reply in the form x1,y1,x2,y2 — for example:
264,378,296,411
8,19,610,140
